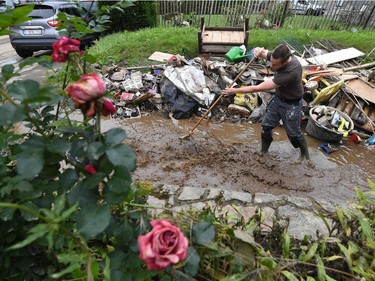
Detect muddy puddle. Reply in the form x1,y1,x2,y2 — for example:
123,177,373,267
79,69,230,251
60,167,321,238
106,112,374,206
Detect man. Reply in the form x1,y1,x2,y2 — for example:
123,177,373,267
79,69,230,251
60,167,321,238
223,44,310,160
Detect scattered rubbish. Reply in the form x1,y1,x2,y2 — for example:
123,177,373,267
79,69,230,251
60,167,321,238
319,143,339,154
349,134,362,144
100,39,374,151
367,134,375,145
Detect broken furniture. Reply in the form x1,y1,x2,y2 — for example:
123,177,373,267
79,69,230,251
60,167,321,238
198,16,249,56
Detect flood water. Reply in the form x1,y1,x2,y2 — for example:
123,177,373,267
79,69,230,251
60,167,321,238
105,112,374,207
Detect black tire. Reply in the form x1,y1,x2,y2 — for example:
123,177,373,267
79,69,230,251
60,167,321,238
305,8,314,15
15,49,34,58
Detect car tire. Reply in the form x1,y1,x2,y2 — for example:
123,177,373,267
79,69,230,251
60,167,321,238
305,9,314,15
16,49,34,58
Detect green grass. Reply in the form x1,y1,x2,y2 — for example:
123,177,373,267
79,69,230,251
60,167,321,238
88,26,375,67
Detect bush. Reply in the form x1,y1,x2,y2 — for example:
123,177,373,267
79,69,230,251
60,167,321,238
1,7,374,281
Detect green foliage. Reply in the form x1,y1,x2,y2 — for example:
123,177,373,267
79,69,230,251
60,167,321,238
96,0,157,33
1,7,375,281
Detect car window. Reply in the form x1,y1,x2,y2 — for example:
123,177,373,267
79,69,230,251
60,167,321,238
28,5,55,19
59,5,82,17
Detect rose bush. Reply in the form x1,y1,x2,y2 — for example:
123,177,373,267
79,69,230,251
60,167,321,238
138,219,189,270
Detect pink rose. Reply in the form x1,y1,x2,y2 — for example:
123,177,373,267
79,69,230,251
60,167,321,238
84,164,96,174
138,219,189,271
101,98,116,116
66,73,106,105
51,37,81,62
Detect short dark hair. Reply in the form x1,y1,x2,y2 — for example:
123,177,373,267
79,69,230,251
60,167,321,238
272,44,292,63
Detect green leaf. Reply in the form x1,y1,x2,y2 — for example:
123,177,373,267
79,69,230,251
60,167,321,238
192,221,215,245
75,203,111,239
104,128,126,145
0,103,25,125
16,149,44,180
59,168,79,190
259,257,277,269
47,139,72,154
8,80,40,101
306,276,316,281
106,144,136,171
87,141,106,162
7,224,49,250
282,230,290,258
0,176,33,196
281,270,299,281
107,166,132,193
300,243,318,262
183,247,200,277
338,243,352,268
359,218,374,240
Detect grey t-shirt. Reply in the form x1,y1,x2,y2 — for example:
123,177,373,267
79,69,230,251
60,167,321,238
267,52,304,100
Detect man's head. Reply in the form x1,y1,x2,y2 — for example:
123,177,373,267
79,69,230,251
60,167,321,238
270,44,292,71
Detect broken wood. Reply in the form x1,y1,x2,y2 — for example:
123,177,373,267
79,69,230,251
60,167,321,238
343,61,375,72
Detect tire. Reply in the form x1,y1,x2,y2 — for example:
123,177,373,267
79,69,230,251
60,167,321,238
305,9,313,15
15,49,34,58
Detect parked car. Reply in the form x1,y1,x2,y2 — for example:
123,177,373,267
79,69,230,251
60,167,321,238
290,0,325,16
9,1,98,58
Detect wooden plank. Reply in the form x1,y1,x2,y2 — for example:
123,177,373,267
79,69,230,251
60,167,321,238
202,30,244,44
306,47,364,65
346,78,375,104
148,51,173,62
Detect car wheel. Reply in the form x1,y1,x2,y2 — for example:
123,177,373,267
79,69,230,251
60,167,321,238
305,9,314,15
16,49,34,58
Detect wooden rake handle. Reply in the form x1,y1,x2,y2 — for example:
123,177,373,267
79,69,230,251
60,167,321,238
186,56,257,136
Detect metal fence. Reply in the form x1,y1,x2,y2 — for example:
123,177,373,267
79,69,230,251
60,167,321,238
156,0,375,30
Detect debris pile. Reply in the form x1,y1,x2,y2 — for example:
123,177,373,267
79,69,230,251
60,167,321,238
98,40,375,146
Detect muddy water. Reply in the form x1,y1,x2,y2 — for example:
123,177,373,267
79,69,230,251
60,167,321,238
111,112,374,206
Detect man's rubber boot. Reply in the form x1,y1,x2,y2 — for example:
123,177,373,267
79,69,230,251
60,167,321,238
260,139,271,154
299,139,310,160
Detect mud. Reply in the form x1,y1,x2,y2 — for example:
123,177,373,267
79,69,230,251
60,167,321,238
107,112,374,206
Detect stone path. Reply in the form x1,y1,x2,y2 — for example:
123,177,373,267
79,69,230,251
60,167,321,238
146,185,344,240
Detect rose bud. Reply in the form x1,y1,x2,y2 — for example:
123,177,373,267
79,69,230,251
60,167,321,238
66,73,106,105
84,164,96,174
138,219,189,271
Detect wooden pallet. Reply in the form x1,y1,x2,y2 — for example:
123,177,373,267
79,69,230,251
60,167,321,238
198,17,249,56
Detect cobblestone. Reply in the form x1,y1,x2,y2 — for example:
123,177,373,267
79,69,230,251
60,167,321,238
149,184,339,240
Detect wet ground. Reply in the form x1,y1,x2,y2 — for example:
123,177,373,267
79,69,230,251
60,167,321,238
105,112,374,206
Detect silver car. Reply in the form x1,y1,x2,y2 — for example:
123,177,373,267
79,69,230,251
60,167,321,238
9,1,97,58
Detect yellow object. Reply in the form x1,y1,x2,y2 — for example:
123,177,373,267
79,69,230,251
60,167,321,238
234,93,258,110
311,80,344,105
337,117,349,138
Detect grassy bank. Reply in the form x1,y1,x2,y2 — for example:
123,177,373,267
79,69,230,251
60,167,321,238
88,26,375,66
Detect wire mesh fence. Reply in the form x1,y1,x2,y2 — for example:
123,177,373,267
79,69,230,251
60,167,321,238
156,0,375,31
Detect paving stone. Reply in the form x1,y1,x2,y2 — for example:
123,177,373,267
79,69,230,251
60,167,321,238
160,184,181,195
278,205,331,240
178,186,206,201
206,188,223,200
146,196,166,217
222,190,252,204
287,196,313,209
254,193,285,204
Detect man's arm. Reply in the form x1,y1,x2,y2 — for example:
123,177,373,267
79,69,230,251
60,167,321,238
223,78,278,96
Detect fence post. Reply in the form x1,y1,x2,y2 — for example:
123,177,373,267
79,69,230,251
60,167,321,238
280,0,291,27
363,2,375,29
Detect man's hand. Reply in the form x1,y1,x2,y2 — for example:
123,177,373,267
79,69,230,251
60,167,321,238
253,47,266,59
222,87,237,97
